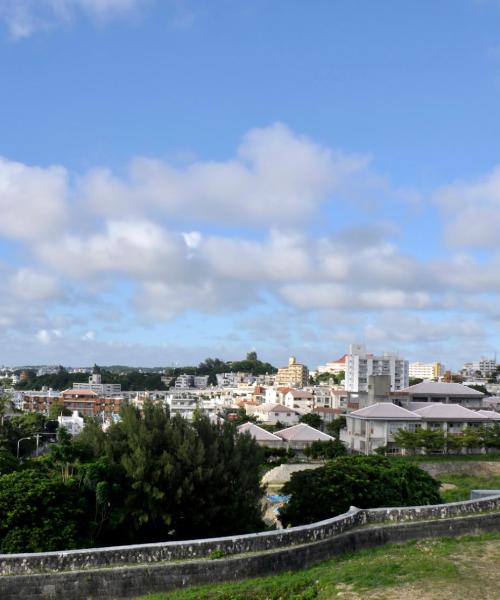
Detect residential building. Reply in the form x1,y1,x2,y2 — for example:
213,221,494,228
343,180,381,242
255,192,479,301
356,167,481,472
21,389,61,414
174,374,210,389
275,423,334,451
345,344,408,393
283,390,314,411
73,372,121,396
60,389,98,417
275,356,309,388
341,402,500,455
462,358,497,378
252,403,300,426
409,362,444,380
317,354,347,376
394,382,484,409
237,422,283,448
58,411,85,436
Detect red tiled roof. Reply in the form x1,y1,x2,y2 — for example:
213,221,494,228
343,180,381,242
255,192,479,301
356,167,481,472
61,389,97,397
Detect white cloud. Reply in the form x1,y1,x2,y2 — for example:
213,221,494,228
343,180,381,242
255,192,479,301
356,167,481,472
436,165,500,248
0,0,147,38
36,328,62,344
37,219,190,280
81,123,368,226
0,157,68,240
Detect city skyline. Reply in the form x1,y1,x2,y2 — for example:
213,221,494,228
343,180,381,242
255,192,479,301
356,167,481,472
2,1,500,369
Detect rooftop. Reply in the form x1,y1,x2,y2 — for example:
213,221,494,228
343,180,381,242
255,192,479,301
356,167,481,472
349,402,421,420
401,382,484,397
237,422,283,442
275,423,334,442
413,403,486,420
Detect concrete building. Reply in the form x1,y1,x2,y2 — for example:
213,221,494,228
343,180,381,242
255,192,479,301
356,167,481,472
58,411,85,436
409,362,444,380
275,357,309,388
341,402,500,455
395,382,485,410
283,390,314,411
345,344,408,393
237,422,283,448
252,403,300,426
275,423,334,451
73,372,121,396
317,354,347,376
463,358,497,378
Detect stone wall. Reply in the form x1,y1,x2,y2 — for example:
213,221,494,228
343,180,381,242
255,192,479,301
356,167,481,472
2,494,500,600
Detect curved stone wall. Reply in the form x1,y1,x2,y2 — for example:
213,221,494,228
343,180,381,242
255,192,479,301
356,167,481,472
1,494,500,599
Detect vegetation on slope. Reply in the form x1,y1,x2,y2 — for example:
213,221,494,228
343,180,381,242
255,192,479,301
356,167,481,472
137,533,500,600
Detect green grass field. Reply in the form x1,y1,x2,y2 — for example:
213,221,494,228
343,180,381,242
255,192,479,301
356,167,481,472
137,532,500,600
438,472,500,502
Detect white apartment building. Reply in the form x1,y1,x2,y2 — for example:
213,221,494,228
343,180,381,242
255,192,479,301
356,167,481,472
409,362,444,380
341,402,500,455
463,358,497,378
73,372,121,396
316,354,347,376
345,344,408,393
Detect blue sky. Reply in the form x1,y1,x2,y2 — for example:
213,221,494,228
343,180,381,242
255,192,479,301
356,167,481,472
1,0,500,369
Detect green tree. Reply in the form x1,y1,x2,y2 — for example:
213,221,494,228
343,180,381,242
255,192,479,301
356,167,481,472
299,412,323,429
279,456,441,527
48,400,71,420
303,439,346,459
0,469,88,553
326,416,346,438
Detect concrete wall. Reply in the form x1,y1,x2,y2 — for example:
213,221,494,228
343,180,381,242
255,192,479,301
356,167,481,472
2,495,500,600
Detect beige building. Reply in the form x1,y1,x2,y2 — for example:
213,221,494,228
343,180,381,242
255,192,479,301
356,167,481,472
409,362,444,380
275,356,309,388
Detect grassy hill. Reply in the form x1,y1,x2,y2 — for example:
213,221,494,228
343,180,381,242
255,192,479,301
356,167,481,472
138,532,500,599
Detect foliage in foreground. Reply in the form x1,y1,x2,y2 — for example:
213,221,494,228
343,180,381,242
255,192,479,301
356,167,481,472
0,403,265,552
279,455,441,527
137,533,500,600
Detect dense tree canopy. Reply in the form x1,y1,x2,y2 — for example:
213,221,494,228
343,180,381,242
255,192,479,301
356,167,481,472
279,455,441,527
0,401,266,552
15,367,169,392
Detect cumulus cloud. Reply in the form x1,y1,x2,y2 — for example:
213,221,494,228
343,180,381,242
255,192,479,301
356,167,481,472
0,0,147,38
0,157,68,240
81,123,368,226
436,165,500,248
3,125,500,366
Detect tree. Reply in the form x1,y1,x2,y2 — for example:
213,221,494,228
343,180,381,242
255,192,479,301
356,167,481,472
48,400,71,420
326,416,346,438
76,402,265,544
303,439,346,459
279,455,441,527
299,412,323,429
0,469,88,553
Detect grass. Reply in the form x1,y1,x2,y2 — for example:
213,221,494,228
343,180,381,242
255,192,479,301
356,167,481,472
136,532,500,600
438,472,500,502
412,453,500,462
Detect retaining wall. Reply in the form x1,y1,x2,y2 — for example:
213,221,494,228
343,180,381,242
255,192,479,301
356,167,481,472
2,494,500,600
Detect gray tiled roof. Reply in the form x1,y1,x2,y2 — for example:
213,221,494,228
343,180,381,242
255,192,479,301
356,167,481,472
413,403,485,420
275,423,334,442
237,422,283,441
401,382,484,396
349,402,421,420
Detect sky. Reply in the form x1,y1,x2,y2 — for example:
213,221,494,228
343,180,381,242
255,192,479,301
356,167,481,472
1,0,500,369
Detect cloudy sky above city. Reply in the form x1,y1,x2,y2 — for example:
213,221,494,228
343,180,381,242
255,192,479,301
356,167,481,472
1,0,500,368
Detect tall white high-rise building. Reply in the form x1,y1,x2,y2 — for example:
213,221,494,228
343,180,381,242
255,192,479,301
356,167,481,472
345,344,409,393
